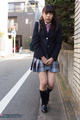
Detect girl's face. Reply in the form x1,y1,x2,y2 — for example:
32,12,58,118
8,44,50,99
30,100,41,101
42,12,53,24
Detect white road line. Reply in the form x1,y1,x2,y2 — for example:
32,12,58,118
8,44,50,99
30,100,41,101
0,68,32,114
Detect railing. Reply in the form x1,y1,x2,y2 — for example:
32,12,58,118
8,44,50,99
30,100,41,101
8,5,37,13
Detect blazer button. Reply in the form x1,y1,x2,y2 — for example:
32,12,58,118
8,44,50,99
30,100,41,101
47,45,49,47
46,37,48,40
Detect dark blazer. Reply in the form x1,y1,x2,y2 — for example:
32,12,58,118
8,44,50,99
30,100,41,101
32,21,62,61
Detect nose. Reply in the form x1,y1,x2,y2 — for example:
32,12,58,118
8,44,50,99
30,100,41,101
47,13,50,16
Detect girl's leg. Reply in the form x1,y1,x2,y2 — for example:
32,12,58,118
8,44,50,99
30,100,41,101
38,71,48,91
47,72,56,89
46,72,56,104
38,71,48,113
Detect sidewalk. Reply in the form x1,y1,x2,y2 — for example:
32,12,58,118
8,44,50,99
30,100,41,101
0,53,18,62
37,73,77,120
0,50,33,60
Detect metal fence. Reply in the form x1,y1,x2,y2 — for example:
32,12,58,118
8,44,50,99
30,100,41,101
8,5,37,13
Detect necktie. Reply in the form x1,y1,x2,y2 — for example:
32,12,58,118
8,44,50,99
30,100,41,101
46,24,51,32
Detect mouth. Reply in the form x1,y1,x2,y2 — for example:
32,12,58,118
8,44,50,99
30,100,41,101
46,19,50,21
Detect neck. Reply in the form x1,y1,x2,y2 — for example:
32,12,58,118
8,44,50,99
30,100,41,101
45,21,51,24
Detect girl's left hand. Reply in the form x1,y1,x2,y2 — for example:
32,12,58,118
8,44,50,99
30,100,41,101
46,57,54,66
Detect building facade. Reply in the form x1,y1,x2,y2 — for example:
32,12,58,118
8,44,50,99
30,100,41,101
74,0,80,118
8,0,45,50
0,1,9,56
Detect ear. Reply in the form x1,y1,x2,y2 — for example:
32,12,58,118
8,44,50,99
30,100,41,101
42,12,43,16
42,12,45,16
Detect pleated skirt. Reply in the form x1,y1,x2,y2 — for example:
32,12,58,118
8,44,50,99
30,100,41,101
30,57,60,73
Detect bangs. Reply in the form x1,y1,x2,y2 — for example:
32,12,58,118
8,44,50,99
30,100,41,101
40,4,59,31
43,5,54,14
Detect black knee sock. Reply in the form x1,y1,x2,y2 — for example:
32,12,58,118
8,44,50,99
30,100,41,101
46,87,53,104
39,90,46,105
47,87,53,93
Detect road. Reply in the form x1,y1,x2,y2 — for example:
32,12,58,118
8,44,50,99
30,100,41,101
0,53,40,120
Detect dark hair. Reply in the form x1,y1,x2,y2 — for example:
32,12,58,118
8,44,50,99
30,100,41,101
39,4,59,31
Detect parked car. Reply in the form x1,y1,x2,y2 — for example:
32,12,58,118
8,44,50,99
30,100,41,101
12,44,19,52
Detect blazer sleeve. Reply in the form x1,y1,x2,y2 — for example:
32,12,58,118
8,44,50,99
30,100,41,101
32,22,44,58
51,23,62,60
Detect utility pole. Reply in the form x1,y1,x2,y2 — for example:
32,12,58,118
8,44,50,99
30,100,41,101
12,26,16,54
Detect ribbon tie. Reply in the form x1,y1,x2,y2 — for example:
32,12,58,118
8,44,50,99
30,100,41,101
46,24,51,32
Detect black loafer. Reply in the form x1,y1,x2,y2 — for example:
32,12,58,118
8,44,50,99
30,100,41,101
41,105,47,113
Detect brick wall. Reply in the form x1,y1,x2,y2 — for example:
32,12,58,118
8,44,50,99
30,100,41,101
73,0,80,118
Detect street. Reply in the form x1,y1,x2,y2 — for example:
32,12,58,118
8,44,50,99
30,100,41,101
0,53,40,120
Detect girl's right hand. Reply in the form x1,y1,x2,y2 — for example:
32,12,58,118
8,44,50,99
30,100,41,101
41,56,47,64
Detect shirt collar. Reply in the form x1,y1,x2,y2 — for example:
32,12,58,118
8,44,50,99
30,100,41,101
45,21,51,25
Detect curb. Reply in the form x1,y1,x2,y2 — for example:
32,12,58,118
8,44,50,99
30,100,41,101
56,73,77,120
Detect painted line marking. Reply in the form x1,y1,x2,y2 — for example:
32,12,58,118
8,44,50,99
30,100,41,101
0,68,32,114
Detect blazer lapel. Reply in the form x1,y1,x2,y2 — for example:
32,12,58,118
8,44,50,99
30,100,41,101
44,23,47,34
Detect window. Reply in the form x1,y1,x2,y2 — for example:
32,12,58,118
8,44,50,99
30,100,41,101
20,3,25,12
8,19,14,32
8,4,14,12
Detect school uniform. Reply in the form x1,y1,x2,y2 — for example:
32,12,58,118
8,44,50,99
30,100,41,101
30,21,62,72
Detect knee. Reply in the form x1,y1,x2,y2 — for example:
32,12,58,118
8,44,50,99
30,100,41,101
40,81,47,88
48,84,55,90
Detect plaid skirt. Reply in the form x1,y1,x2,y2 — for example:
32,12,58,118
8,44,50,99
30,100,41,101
30,57,60,73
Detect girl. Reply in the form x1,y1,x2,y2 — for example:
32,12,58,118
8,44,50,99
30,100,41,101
30,4,62,113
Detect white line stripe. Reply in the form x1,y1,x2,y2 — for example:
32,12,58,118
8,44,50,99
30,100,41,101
0,68,32,114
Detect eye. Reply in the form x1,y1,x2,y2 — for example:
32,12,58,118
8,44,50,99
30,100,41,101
45,13,48,15
50,13,53,15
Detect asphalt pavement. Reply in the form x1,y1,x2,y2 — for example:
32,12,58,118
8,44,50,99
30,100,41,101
0,53,40,120
0,53,78,120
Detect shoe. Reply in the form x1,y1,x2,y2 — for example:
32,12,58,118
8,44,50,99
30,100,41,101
41,105,47,113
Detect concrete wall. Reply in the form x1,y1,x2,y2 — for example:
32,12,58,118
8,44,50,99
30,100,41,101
59,48,80,119
73,0,80,117
0,1,8,56
58,49,80,118
58,50,74,90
